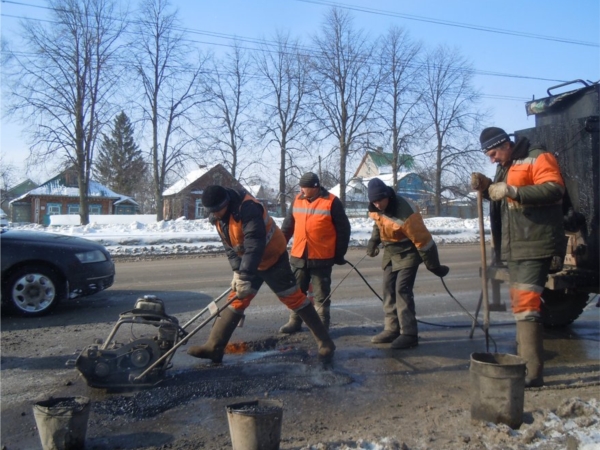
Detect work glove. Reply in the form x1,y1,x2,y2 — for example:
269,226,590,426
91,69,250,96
366,241,380,257
470,172,492,192
231,272,253,299
334,255,347,265
420,241,449,277
429,265,450,278
488,182,518,201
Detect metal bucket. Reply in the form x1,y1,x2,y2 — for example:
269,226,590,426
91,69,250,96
33,396,91,450
226,400,283,450
470,352,526,428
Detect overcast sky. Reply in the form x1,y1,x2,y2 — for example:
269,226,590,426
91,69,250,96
2,0,598,183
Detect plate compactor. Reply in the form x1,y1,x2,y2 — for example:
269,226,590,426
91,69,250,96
73,289,235,389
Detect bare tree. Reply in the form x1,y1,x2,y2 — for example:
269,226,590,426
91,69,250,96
255,31,311,215
4,0,125,225
309,7,380,205
377,26,424,188
420,45,486,215
204,42,255,181
133,0,209,221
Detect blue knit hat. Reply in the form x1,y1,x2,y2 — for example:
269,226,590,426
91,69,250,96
368,178,390,202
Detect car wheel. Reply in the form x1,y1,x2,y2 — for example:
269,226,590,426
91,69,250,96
3,265,64,317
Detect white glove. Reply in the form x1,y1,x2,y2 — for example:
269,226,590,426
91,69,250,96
231,272,253,299
488,182,518,201
231,272,241,291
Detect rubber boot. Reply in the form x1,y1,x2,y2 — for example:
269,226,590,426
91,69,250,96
516,320,544,387
317,304,330,330
296,303,336,362
279,311,303,334
187,307,242,363
371,317,400,343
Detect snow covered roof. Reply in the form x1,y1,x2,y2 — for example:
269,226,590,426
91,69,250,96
11,179,122,202
163,167,211,196
244,184,262,197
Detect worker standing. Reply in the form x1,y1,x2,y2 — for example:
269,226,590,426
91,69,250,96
366,177,449,349
187,185,335,362
279,172,351,333
471,127,566,387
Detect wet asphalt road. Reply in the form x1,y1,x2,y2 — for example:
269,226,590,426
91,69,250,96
1,245,598,450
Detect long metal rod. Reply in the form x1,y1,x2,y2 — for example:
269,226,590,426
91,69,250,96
133,293,237,382
477,191,491,351
181,287,232,330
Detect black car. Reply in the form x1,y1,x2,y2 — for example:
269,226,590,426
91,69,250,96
1,229,115,317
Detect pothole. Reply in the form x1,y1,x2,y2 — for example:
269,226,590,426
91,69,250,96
93,337,354,420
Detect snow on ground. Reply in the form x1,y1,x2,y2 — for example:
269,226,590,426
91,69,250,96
6,215,489,257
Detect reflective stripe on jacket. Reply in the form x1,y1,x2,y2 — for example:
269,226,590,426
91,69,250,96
290,193,337,260
217,193,287,271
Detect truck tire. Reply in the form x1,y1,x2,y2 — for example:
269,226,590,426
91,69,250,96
541,289,590,328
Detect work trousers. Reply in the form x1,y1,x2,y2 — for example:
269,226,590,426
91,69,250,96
382,263,419,336
230,251,309,312
293,265,333,313
507,258,552,321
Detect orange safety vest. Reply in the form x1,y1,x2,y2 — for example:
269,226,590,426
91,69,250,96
216,193,286,271
290,193,337,260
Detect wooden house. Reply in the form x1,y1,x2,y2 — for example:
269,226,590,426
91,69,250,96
9,167,139,225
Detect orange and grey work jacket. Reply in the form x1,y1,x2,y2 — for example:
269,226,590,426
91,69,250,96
367,189,433,271
491,138,566,261
215,189,287,276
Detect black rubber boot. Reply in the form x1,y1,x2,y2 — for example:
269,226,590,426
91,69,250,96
296,303,336,362
390,334,418,349
371,330,400,344
517,320,544,387
279,312,303,334
187,307,242,363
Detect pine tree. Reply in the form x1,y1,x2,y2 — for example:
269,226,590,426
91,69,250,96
96,111,147,197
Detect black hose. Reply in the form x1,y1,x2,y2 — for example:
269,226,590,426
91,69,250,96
346,259,500,352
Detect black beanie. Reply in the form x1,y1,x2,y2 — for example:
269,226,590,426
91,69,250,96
480,127,510,152
202,185,230,212
368,178,390,202
299,172,320,188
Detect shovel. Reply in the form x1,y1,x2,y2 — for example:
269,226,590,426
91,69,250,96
469,191,491,351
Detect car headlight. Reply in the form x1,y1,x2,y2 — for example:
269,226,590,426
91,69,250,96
75,250,108,263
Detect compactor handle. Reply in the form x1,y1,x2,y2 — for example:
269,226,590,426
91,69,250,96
547,79,590,97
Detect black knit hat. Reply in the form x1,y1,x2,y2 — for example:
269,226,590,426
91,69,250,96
480,127,511,152
299,172,320,188
202,185,230,212
368,178,390,202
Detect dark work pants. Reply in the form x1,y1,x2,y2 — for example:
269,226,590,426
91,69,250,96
382,263,419,336
294,266,333,310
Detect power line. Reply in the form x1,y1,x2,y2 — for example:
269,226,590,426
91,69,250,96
294,0,599,48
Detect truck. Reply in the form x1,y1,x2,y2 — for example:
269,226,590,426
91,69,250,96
486,79,599,327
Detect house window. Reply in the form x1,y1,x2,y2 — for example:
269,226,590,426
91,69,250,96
68,204,80,214
89,204,102,214
47,203,62,215
195,200,206,218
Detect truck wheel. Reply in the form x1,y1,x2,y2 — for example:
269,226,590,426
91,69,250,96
541,289,591,328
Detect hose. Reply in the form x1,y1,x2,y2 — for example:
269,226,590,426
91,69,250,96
346,259,500,352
